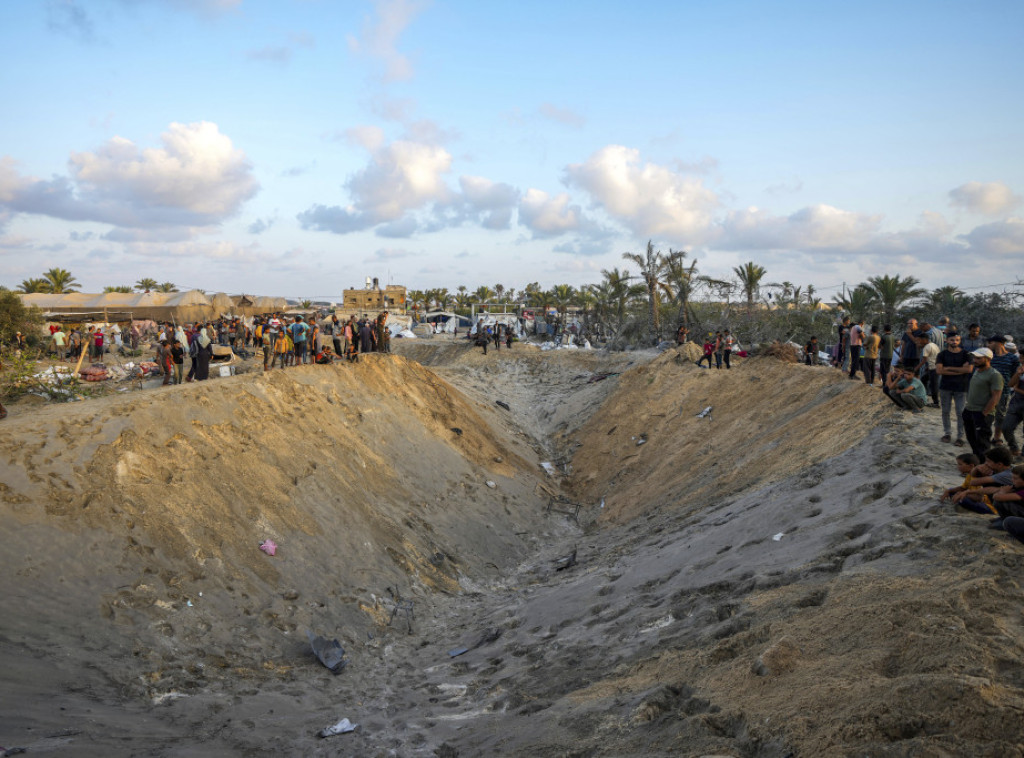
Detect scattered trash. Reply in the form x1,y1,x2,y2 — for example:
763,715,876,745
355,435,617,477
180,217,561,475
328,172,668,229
318,717,358,738
697,405,713,419
772,532,785,541
555,546,578,571
636,435,647,446
540,461,557,476
307,630,348,673
600,498,605,509
386,587,415,634
448,627,502,658
495,400,511,411
186,600,193,607
485,480,496,489
450,427,463,436
259,539,277,556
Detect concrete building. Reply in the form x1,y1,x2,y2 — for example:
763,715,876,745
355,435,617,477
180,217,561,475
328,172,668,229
342,277,407,315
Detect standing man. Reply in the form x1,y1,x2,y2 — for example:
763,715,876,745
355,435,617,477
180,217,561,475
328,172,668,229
848,318,865,380
988,335,1020,447
862,325,881,385
328,314,343,357
722,330,735,369
878,324,895,374
962,347,1004,459
914,330,940,407
936,331,973,445
962,324,985,353
290,316,309,365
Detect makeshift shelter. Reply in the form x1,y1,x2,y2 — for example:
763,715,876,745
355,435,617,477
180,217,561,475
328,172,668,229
208,292,236,315
17,290,216,324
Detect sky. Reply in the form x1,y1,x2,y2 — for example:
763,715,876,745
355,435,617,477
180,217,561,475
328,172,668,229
1,0,1022,301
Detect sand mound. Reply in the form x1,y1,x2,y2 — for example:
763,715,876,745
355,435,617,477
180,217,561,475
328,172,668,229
569,350,882,523
0,355,558,723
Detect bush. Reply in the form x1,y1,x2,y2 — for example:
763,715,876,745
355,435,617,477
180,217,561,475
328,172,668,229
0,290,44,350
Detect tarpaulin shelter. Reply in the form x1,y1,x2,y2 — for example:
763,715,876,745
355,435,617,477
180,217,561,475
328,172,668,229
18,290,217,324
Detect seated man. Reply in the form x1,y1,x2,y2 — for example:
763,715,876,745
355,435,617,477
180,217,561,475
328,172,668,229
883,364,927,411
989,463,1024,531
951,446,1015,512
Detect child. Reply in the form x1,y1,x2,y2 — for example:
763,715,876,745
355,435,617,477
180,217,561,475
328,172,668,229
885,364,927,411
951,446,1014,513
941,453,995,514
273,330,289,369
991,464,1024,533
696,336,715,368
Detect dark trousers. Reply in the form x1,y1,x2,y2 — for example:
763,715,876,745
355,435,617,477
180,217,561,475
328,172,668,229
697,354,713,368
862,356,876,385
723,350,731,369
848,345,862,378
962,409,994,460
1002,398,1024,452
922,368,939,404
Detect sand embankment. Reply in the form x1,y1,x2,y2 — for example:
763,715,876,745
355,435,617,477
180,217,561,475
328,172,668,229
3,344,1024,756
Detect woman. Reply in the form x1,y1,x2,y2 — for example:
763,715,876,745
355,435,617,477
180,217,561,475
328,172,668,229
194,327,214,381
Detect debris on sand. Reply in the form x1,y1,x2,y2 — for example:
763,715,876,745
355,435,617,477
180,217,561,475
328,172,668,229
495,400,511,410
307,630,347,673
258,539,277,556
318,717,358,738
554,546,578,571
448,627,502,658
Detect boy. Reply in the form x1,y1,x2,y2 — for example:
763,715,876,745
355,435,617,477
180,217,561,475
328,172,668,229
989,463,1024,531
884,364,927,411
941,453,996,514
697,335,715,368
950,446,1015,512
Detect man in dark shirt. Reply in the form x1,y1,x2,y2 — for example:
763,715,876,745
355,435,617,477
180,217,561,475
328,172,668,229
936,332,973,445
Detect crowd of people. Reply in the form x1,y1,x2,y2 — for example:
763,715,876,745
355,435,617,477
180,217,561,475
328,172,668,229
803,316,1023,462
472,320,515,355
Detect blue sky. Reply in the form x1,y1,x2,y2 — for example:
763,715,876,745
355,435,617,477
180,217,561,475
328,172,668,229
1,0,1022,299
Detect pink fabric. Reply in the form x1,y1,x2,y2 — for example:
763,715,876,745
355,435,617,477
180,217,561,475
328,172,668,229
259,539,277,556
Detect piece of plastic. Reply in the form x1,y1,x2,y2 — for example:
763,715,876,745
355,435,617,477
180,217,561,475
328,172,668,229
318,718,358,738
307,630,348,673
259,539,277,556
772,532,784,541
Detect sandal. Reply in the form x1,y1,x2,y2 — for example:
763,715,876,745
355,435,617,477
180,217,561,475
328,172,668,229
941,434,951,443
953,438,966,447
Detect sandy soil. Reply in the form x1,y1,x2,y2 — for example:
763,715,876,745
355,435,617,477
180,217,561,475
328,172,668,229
2,339,1024,757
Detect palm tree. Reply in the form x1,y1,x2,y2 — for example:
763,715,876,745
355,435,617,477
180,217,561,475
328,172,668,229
662,249,699,328
18,278,51,293
43,267,79,293
156,282,179,293
927,285,965,313
432,288,451,310
623,240,668,343
472,285,495,305
300,299,313,309
550,284,576,319
733,261,767,314
865,274,926,324
135,277,158,292
832,285,878,322
104,285,133,293
493,284,506,302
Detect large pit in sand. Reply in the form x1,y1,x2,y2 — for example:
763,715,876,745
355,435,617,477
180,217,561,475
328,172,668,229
2,342,1024,757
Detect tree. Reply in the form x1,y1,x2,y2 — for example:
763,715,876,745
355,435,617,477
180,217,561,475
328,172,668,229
926,285,965,314
832,285,878,322
104,285,133,293
733,261,767,314
135,278,158,292
549,283,576,319
622,240,668,343
18,278,51,294
0,290,44,345
42,267,79,294
300,299,313,309
662,249,699,328
156,282,179,293
865,274,926,324
472,285,495,305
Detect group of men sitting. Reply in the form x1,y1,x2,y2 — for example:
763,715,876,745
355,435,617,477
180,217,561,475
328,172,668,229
942,445,1024,541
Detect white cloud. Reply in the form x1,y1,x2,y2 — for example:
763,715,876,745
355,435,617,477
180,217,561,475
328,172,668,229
459,176,519,230
0,123,258,234
961,217,1024,257
298,139,452,234
347,0,426,82
564,145,720,243
719,204,882,251
949,181,1020,216
518,189,581,237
